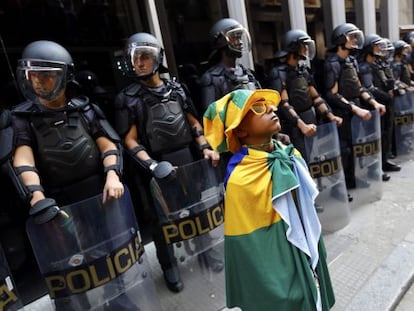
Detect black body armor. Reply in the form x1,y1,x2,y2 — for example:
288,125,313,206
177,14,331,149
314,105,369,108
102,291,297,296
13,98,101,188
115,81,193,157
200,64,260,112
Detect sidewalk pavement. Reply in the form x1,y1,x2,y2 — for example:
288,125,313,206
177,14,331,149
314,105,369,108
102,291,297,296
25,158,414,311
324,158,414,311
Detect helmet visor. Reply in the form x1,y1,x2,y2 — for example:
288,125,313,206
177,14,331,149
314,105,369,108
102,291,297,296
346,29,364,49
223,27,251,54
128,44,161,77
402,45,412,56
300,38,316,60
373,39,387,57
17,60,66,101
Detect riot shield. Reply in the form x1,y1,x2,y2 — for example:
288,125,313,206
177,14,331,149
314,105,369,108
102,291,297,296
26,187,161,311
351,110,383,204
0,244,24,311
304,121,350,232
394,91,414,160
150,159,225,311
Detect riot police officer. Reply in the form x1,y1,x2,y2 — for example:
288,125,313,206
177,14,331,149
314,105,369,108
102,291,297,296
392,40,414,88
267,29,342,159
11,40,127,310
358,34,401,178
324,23,386,192
403,31,414,80
200,18,260,113
114,32,221,293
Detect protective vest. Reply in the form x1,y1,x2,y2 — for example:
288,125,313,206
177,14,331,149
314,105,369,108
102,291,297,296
137,83,193,155
338,58,360,99
401,63,412,85
208,64,258,95
284,65,313,113
14,98,101,188
369,62,387,90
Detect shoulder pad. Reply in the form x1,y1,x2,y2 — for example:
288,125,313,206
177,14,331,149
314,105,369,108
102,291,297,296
210,65,225,76
69,96,89,109
274,65,288,81
200,72,212,86
0,109,11,129
12,101,36,114
358,62,370,74
90,103,105,118
124,83,142,96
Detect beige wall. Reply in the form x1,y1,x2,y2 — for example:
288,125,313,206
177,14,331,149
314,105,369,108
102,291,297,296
399,0,414,26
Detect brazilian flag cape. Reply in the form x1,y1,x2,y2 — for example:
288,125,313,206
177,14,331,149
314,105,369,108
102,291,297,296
224,142,335,311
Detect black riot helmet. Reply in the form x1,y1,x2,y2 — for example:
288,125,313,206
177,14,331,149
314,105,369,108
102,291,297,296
281,29,316,60
16,40,74,101
362,34,387,57
331,23,364,50
209,18,251,57
403,31,414,46
381,38,395,61
125,32,168,79
393,40,411,57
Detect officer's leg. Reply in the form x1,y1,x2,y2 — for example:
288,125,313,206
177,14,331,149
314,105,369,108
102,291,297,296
149,179,183,293
382,107,401,173
152,224,183,293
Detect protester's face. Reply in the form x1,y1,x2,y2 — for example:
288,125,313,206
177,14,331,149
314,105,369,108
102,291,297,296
239,101,281,137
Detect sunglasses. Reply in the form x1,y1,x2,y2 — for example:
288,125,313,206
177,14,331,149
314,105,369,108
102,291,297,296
250,101,277,115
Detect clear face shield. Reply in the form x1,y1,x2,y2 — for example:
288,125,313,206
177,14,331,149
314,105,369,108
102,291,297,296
222,27,252,54
372,39,387,57
299,38,316,60
381,40,394,60
16,60,66,101
345,29,364,49
402,45,412,57
128,44,161,77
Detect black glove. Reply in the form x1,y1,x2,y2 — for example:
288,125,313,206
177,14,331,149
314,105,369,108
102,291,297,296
29,198,60,224
149,160,176,180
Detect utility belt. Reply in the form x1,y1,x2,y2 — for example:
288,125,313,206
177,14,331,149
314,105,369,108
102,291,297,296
45,174,104,206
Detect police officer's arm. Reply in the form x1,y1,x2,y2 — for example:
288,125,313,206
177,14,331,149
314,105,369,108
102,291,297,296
279,89,317,137
95,137,124,203
358,64,387,115
359,86,386,116
324,60,371,121
12,145,44,206
186,113,219,167
309,85,342,126
268,68,316,137
327,81,372,121
13,145,64,223
124,124,152,164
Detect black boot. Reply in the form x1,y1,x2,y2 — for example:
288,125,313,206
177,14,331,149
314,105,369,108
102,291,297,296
163,266,184,293
383,160,401,172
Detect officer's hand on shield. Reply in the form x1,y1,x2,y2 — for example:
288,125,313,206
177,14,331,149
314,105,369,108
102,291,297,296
298,121,317,137
371,100,386,116
149,160,177,181
29,197,66,224
102,170,124,203
351,103,372,121
330,115,343,127
202,148,220,167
